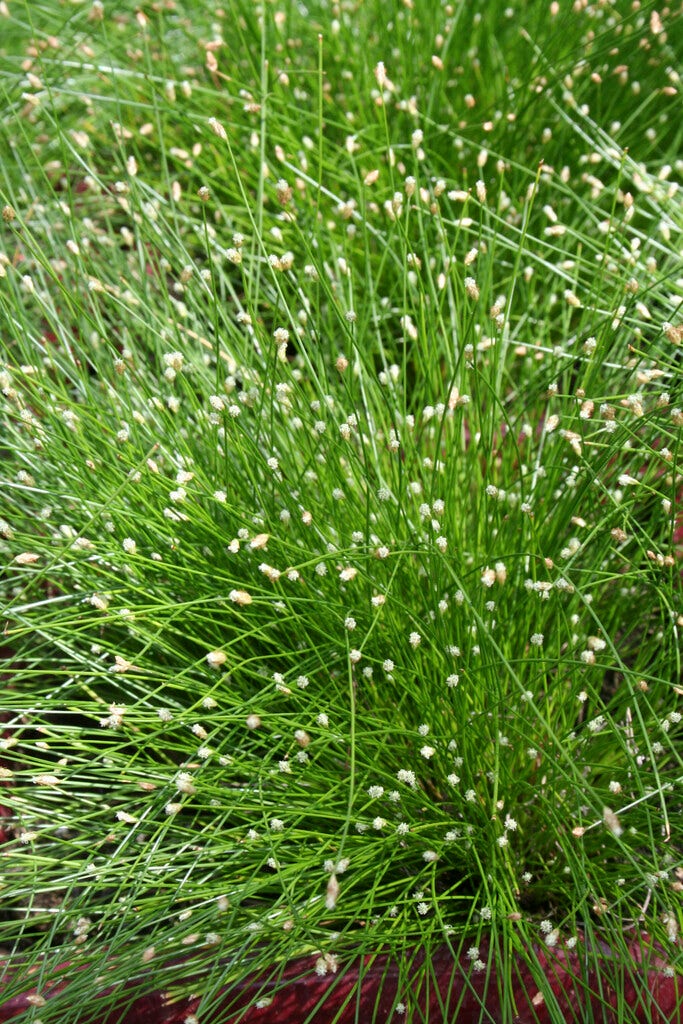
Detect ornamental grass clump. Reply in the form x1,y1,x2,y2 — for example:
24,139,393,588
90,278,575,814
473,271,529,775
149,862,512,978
0,1,681,1021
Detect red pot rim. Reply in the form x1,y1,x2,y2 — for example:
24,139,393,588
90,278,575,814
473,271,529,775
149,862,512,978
0,933,681,1024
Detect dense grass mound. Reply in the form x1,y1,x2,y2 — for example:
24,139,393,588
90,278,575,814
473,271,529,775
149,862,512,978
0,1,681,1021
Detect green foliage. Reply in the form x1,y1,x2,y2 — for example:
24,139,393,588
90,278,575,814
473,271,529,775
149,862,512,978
0,0,681,1020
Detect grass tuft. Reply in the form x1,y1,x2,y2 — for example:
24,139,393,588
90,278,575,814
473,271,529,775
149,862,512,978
0,1,681,1021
